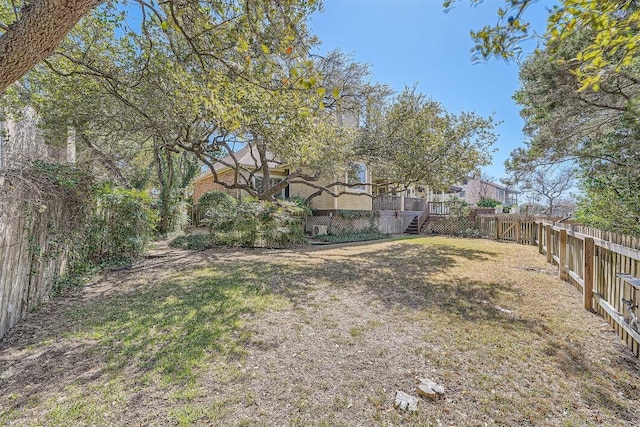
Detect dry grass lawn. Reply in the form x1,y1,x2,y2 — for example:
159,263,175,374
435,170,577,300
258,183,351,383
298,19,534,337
1,236,639,426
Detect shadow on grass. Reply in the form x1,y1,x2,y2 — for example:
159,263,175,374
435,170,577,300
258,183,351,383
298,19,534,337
0,240,502,420
543,338,640,421
244,242,530,325
2,238,639,425
0,269,281,424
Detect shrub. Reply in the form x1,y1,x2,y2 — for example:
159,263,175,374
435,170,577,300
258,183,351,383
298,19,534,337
192,192,307,248
259,200,307,246
445,197,471,217
287,196,313,216
198,191,238,230
459,228,483,238
230,198,262,246
78,184,157,266
221,198,307,247
477,197,500,208
314,230,387,244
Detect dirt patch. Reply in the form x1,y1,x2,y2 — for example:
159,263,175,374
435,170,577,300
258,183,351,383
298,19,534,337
1,236,640,426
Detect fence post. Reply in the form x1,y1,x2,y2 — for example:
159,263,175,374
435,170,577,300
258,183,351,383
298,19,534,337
546,225,552,264
584,237,594,311
559,229,567,281
516,220,521,244
495,218,500,241
538,222,543,253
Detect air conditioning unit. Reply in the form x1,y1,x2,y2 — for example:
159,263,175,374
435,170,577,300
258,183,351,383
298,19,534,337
312,225,328,236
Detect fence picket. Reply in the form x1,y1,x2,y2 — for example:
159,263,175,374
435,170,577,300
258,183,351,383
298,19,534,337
534,221,640,357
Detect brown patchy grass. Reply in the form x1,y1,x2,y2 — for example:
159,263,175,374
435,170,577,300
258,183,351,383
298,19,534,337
1,236,639,426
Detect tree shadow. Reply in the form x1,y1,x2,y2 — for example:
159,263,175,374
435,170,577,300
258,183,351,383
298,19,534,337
0,239,504,421
0,270,273,423
174,242,554,339
3,238,639,424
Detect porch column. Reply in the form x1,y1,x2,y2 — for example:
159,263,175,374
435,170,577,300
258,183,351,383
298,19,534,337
400,193,405,211
333,184,338,210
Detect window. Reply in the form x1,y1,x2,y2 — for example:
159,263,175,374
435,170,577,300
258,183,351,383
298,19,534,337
346,162,367,191
255,175,287,199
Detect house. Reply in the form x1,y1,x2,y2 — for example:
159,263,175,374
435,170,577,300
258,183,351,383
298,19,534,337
456,176,519,206
192,144,373,211
0,107,72,169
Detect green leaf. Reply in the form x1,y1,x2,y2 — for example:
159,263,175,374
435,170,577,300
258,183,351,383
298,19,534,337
237,38,249,53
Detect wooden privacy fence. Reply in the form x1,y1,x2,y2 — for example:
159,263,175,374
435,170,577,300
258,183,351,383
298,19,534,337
475,215,640,357
0,205,72,339
475,214,537,244
536,221,640,357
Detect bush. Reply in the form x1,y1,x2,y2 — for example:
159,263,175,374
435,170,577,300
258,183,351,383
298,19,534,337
198,191,238,230
445,197,471,217
193,192,307,248
287,196,313,216
259,200,308,247
78,184,157,267
459,228,483,238
477,197,500,208
314,228,387,244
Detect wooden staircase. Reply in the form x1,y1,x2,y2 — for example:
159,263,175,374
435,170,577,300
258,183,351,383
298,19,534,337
405,215,421,234
404,202,449,234
405,203,434,234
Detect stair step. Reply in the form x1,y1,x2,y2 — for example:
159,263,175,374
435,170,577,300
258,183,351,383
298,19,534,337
405,215,423,234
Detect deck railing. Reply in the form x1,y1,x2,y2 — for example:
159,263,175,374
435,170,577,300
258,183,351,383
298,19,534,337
372,195,426,211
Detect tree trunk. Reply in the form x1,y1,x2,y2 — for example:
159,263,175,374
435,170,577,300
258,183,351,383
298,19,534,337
81,134,130,188
154,141,174,235
0,0,103,92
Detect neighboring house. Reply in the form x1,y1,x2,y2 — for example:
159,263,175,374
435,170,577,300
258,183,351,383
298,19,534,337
456,176,519,206
192,145,373,211
0,107,71,169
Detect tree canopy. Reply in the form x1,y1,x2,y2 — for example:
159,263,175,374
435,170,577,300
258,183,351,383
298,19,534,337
499,4,640,234
450,0,640,90
360,88,496,192
3,2,498,236
450,0,640,233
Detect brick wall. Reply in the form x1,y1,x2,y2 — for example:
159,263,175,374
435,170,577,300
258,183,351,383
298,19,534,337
193,169,238,202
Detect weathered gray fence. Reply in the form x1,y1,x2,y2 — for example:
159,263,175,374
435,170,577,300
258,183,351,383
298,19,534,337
0,188,73,339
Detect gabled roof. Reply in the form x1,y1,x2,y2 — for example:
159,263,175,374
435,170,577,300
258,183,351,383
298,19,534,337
194,144,285,182
476,178,520,194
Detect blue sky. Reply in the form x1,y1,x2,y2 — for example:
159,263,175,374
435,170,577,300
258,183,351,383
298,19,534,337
309,0,555,181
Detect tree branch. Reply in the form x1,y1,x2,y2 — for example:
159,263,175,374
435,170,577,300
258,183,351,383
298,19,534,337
0,0,104,92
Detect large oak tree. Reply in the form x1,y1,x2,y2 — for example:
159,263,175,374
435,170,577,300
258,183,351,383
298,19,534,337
0,0,103,92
